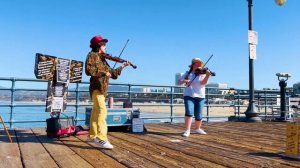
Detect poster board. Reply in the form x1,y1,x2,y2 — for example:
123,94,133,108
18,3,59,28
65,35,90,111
34,53,83,83
35,53,82,113
34,53,56,80
46,81,68,112
70,60,83,83
132,118,144,133
56,57,70,83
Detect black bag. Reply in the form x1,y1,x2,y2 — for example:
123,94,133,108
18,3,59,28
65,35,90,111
46,117,75,138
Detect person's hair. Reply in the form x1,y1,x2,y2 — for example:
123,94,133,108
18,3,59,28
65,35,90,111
184,67,193,80
91,42,106,52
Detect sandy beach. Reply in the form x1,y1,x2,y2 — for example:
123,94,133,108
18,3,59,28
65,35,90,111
111,102,249,117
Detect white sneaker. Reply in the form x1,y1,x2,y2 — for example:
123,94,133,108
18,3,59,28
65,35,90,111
182,130,190,137
195,129,207,135
94,138,114,149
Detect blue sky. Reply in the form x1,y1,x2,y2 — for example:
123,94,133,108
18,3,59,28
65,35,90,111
0,0,299,90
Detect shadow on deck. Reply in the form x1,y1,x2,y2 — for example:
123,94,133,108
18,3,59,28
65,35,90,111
0,122,300,168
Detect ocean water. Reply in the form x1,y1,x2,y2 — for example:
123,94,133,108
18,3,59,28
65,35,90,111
0,101,178,128
0,102,87,128
0,101,227,128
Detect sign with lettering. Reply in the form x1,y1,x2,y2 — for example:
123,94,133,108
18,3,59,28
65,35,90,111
56,58,70,83
70,60,83,83
132,118,144,133
45,81,68,112
249,44,256,60
248,30,258,45
51,97,64,112
35,53,83,113
285,122,299,156
34,53,83,83
34,53,56,80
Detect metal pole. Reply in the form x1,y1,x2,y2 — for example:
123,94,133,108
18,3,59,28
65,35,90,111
206,88,210,122
264,91,267,120
244,0,262,122
128,84,132,102
170,87,174,123
75,82,79,125
10,78,16,128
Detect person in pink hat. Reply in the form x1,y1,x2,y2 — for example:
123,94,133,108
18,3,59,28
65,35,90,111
85,35,131,149
178,58,212,137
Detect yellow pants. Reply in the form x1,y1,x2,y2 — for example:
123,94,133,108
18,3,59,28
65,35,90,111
89,90,108,140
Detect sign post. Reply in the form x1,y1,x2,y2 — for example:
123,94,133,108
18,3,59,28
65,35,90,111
34,53,83,116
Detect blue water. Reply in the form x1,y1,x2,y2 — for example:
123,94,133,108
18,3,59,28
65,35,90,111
0,101,178,128
0,105,87,128
0,102,227,128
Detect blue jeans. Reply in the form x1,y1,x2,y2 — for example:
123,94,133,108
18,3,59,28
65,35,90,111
184,96,205,121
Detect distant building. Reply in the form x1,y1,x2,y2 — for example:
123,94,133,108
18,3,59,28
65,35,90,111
142,87,151,93
175,73,185,93
175,73,184,85
207,83,228,94
109,85,145,93
293,82,300,95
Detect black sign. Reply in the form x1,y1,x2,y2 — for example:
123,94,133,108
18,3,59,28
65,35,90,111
70,60,83,83
34,53,56,80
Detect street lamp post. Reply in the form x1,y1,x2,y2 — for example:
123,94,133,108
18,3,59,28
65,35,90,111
244,0,286,122
244,0,261,122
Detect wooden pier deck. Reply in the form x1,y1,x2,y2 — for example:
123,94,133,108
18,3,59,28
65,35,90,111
1,121,299,168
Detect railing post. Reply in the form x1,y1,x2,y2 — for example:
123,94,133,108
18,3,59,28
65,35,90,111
170,86,174,123
9,78,16,128
237,90,241,118
206,88,210,122
128,84,132,102
287,96,290,112
257,92,260,113
264,91,267,120
75,82,80,125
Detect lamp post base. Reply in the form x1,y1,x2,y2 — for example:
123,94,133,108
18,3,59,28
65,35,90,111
244,103,262,122
244,116,262,122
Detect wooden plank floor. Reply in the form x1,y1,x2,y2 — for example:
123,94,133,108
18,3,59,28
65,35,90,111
1,122,300,168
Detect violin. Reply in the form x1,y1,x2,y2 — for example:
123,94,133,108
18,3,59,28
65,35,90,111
195,67,216,76
101,53,137,69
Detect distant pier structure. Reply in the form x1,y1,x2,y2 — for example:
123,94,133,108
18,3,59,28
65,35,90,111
293,82,300,95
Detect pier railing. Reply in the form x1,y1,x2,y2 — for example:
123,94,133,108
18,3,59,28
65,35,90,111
0,77,294,128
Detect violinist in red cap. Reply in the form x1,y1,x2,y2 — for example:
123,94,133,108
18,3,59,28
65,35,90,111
85,35,130,149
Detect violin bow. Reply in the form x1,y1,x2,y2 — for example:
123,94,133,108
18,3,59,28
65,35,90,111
112,39,130,69
202,54,213,68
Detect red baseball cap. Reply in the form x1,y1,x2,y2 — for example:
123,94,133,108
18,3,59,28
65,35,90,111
90,35,108,48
